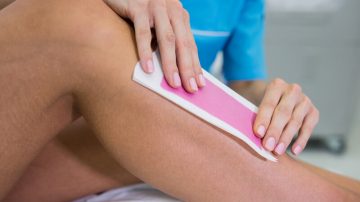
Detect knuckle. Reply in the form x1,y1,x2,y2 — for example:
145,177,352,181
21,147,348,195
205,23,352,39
268,127,281,137
162,65,176,74
151,0,166,10
289,83,302,93
272,78,286,86
312,108,320,122
180,68,195,77
302,95,311,105
131,1,148,15
262,102,277,110
137,28,151,38
163,31,176,44
137,0,148,9
180,39,193,49
172,0,184,10
313,107,320,116
290,117,302,128
276,105,291,117
183,10,190,21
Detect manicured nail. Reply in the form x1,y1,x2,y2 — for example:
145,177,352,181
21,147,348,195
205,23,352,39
265,137,275,151
275,142,285,155
257,125,266,137
173,72,181,87
198,74,206,87
189,77,198,91
293,145,302,155
147,60,154,73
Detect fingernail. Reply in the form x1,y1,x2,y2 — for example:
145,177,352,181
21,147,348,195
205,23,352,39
257,125,266,137
189,77,198,91
265,137,275,151
293,145,302,155
275,142,285,155
173,72,181,87
198,74,206,87
147,60,154,73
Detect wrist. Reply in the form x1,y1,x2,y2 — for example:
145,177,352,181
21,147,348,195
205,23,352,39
228,80,267,105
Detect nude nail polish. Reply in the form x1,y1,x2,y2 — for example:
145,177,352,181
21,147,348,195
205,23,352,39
275,143,285,155
173,72,181,87
147,60,154,73
265,137,275,151
198,74,206,87
293,145,302,155
189,77,198,91
257,125,266,137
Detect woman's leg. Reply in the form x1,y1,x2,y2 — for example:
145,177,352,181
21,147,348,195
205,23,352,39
6,118,360,202
4,119,142,202
0,0,359,201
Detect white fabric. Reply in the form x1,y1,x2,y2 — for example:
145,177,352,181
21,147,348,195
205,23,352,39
73,183,179,202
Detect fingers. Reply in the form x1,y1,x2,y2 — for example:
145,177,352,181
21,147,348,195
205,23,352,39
183,10,206,88
254,79,319,155
107,0,202,92
134,14,154,73
254,78,320,156
167,3,197,92
292,107,319,155
152,2,180,89
274,96,310,155
105,0,155,73
254,78,286,138
262,83,302,151
167,2,203,92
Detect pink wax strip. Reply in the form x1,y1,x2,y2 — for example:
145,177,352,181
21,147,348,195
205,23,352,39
161,78,262,148
132,51,276,161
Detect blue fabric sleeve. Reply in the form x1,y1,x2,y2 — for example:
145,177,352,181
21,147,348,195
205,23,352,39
223,0,267,82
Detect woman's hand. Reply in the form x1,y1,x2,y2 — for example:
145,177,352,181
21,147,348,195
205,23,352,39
104,0,205,93
253,78,319,155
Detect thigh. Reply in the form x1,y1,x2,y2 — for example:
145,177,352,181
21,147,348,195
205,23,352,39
0,0,137,198
5,119,141,202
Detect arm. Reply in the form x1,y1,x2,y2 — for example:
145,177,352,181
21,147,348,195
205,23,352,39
223,0,318,156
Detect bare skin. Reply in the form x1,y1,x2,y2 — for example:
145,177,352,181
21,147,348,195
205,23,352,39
0,0,360,201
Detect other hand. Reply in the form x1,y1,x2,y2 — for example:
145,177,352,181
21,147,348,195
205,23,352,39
254,78,319,156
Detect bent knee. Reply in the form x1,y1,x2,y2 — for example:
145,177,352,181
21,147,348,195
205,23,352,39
4,0,140,111
9,0,138,68
43,0,138,59
26,0,139,91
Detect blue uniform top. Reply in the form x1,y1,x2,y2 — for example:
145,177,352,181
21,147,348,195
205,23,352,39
181,0,266,81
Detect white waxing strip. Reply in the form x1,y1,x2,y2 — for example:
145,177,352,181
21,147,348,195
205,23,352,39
133,52,277,162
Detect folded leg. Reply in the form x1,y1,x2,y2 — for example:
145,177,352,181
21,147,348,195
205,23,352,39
0,0,359,201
